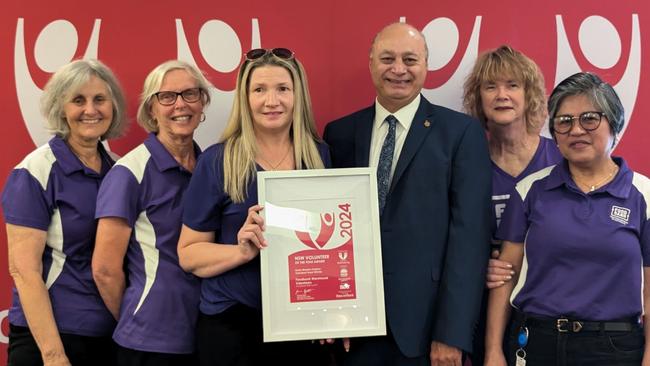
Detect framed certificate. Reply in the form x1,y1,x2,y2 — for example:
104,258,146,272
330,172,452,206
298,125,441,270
257,167,386,342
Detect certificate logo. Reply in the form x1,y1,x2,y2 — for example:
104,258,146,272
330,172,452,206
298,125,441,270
289,202,357,303
295,212,335,249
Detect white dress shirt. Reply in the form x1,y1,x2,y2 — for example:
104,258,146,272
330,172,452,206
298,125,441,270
369,95,420,183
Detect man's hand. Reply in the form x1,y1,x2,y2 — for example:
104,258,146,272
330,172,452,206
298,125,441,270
318,338,350,352
429,341,461,366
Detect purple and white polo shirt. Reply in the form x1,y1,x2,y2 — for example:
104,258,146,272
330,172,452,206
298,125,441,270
96,133,200,353
1,136,116,336
497,157,650,321
492,137,562,230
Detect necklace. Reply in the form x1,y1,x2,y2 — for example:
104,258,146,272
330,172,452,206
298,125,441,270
572,165,619,192
67,142,100,170
257,145,292,171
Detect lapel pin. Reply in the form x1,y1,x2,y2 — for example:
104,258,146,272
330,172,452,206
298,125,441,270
424,120,431,128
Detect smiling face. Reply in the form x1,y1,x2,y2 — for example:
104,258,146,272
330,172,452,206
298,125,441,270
370,23,428,113
480,77,526,128
63,75,113,143
150,69,203,140
248,65,295,135
553,93,614,168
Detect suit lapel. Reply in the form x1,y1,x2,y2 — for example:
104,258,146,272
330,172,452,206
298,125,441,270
354,106,375,167
390,98,434,191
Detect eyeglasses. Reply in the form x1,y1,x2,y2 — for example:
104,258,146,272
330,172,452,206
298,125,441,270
245,48,294,61
154,88,202,106
552,111,605,134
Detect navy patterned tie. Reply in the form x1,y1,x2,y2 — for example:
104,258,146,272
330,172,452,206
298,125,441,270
377,115,397,214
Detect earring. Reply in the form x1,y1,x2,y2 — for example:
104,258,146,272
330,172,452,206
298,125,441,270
200,112,206,122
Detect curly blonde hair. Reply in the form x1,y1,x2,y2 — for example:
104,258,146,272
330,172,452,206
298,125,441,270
463,45,547,133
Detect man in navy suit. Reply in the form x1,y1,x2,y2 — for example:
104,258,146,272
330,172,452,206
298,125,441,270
323,23,492,366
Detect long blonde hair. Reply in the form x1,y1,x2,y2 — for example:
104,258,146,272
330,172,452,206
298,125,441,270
220,52,324,203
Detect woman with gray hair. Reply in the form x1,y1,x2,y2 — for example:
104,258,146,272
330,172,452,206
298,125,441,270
178,48,330,366
92,60,211,366
1,59,127,365
485,72,649,365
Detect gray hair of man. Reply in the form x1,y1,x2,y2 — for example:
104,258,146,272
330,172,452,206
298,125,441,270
41,59,128,140
548,72,625,143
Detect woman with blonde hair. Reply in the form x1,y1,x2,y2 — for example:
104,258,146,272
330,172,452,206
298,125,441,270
178,48,330,366
93,60,211,366
462,45,562,364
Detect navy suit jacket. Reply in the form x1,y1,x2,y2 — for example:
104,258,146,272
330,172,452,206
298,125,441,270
323,96,492,357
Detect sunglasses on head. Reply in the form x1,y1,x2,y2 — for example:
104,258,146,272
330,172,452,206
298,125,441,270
245,48,294,61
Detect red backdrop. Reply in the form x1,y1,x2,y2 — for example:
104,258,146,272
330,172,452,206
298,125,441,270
1,0,648,361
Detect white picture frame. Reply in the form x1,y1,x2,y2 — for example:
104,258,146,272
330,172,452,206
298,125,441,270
257,167,386,342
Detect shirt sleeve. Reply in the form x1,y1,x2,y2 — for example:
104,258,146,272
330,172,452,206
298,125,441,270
641,220,650,267
495,187,529,243
638,192,650,266
1,168,52,231
95,165,140,227
182,148,224,233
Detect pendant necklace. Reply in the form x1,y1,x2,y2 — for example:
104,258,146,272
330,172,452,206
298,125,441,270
258,145,292,171
572,165,619,192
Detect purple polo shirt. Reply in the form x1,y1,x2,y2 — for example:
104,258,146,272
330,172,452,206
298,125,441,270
1,136,116,336
492,137,562,229
95,133,200,354
183,142,331,315
497,157,650,320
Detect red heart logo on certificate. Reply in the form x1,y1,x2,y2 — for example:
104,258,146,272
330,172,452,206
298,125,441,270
295,213,335,249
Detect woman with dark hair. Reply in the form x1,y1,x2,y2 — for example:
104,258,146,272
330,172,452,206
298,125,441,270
485,72,649,365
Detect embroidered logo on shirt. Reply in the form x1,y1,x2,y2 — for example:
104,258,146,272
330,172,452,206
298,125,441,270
610,205,631,225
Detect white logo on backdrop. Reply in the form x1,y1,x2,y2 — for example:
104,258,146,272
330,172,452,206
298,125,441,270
14,18,111,150
0,309,7,344
542,14,640,142
420,16,482,112
176,18,261,149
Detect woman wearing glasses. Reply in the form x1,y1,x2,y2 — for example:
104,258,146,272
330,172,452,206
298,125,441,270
92,60,210,365
462,45,562,364
177,48,330,366
485,72,649,365
2,59,126,365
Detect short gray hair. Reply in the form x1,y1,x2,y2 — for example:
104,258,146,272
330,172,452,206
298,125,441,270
548,72,624,137
136,60,212,133
41,59,128,140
